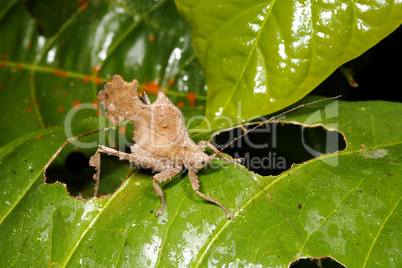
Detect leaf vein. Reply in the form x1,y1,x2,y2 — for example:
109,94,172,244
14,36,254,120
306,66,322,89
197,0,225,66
61,177,132,267
155,181,191,267
363,196,401,267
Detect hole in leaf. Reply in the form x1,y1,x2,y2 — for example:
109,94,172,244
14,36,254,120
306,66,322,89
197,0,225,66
45,149,130,199
211,122,346,176
45,150,94,197
65,151,89,174
289,256,346,268
44,124,135,199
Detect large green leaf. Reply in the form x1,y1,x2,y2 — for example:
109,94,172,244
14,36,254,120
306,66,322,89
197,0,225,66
175,0,402,127
1,99,401,267
0,0,206,147
1,0,401,267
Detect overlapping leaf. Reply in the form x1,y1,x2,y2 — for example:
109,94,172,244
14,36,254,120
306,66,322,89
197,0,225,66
176,0,402,127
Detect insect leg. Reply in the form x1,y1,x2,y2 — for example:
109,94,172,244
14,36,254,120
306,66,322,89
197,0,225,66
90,146,142,198
188,170,234,219
139,92,151,104
99,144,176,172
98,145,136,161
153,168,182,216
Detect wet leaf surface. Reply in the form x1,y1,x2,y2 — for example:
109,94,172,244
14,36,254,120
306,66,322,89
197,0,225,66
1,99,401,267
1,1,401,267
176,0,402,127
0,0,206,146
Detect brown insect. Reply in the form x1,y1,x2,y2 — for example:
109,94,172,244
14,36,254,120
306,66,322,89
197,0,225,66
43,75,340,219
90,75,236,218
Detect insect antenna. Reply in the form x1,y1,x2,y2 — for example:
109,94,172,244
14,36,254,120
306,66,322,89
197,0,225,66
43,125,117,183
212,95,341,158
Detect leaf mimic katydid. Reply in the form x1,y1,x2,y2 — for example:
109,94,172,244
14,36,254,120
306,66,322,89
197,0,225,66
44,75,341,219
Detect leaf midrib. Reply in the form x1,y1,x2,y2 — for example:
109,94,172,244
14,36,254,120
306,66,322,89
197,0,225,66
193,142,401,266
204,1,276,117
61,176,132,267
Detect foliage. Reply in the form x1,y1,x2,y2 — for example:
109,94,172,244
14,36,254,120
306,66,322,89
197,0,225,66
0,0,401,267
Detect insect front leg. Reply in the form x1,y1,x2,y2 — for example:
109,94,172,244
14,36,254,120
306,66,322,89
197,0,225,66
89,146,139,197
188,169,234,219
153,167,182,216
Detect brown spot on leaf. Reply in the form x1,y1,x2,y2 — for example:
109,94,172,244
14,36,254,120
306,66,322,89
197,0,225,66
58,106,64,112
83,75,92,83
186,92,197,102
177,101,185,108
53,69,67,77
78,2,89,12
142,81,159,94
94,76,102,85
73,100,81,109
92,65,101,73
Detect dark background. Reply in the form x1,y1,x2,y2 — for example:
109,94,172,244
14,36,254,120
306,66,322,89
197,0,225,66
313,24,402,102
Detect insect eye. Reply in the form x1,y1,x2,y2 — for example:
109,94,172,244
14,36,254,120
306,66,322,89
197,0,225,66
201,160,206,165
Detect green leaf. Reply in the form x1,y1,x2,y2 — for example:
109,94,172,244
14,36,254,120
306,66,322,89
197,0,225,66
0,0,206,146
175,0,402,127
1,99,401,267
1,0,401,267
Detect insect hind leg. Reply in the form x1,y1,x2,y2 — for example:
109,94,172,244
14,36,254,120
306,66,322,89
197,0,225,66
188,169,233,219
